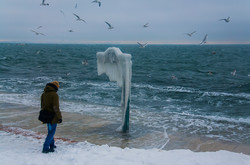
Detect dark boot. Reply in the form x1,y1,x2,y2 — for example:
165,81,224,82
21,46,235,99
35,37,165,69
50,144,57,149
42,149,50,153
42,148,55,153
49,148,55,152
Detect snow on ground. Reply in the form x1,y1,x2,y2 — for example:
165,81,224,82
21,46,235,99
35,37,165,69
0,131,249,165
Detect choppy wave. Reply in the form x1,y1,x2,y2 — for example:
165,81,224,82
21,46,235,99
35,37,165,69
133,83,250,100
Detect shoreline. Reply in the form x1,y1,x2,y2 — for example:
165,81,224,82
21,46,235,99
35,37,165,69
0,102,249,155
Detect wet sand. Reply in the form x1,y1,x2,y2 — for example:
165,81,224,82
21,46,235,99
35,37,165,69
0,102,249,155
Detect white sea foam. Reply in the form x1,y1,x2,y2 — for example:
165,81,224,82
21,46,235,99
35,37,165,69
133,83,198,94
0,90,249,143
0,93,40,107
1,91,249,126
133,83,250,100
176,111,250,125
201,91,250,100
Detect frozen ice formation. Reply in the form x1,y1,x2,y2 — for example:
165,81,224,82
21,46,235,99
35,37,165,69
97,47,132,132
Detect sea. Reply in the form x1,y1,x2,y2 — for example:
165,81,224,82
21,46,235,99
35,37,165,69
0,43,250,149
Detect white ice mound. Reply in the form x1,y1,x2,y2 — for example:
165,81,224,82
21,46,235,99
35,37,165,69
97,47,132,132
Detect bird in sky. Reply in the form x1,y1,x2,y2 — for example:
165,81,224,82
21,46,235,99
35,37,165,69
60,10,65,16
185,31,196,37
220,16,230,23
31,30,46,36
68,29,74,32
200,34,208,45
92,0,101,7
137,42,148,48
37,26,42,29
105,21,114,29
143,23,149,28
73,13,86,23
40,0,49,6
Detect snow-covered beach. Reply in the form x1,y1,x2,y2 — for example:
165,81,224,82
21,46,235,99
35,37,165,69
1,130,250,165
1,102,250,165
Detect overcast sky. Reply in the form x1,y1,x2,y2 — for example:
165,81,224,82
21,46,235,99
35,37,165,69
1,0,250,44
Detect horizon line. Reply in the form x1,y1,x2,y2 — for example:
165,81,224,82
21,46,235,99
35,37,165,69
1,40,250,45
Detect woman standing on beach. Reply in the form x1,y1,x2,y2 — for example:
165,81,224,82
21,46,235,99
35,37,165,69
41,81,62,153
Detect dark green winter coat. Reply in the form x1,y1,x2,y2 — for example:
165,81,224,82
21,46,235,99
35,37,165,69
41,84,62,124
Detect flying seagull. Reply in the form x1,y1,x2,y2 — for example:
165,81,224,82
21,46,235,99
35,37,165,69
143,23,149,28
60,10,65,16
200,34,208,45
73,13,86,23
105,21,114,29
37,26,42,29
220,16,230,23
137,42,148,48
40,0,49,6
92,0,101,7
185,31,196,37
68,29,74,32
31,30,46,36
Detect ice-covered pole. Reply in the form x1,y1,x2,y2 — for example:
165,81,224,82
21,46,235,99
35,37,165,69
96,47,132,133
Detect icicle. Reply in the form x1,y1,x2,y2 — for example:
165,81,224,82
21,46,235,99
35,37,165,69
96,47,132,133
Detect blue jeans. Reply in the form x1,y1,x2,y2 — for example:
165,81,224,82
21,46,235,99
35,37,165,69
43,123,57,150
